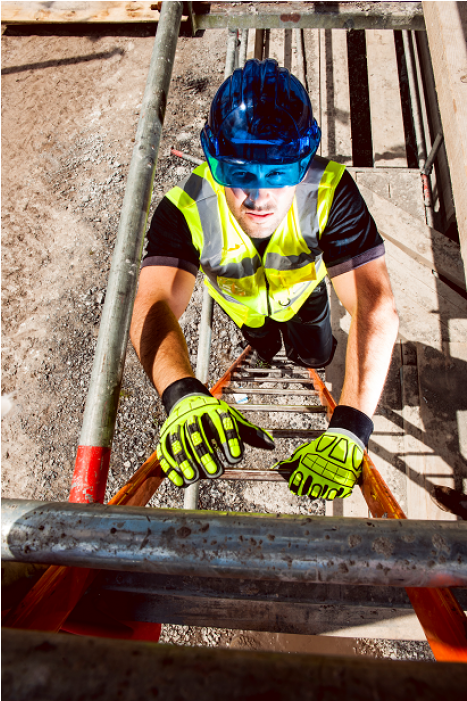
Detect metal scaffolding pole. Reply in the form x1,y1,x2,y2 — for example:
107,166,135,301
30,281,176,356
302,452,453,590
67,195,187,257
238,28,249,68
3,499,467,588
183,25,238,510
191,2,425,32
70,1,184,505
401,29,436,228
4,629,465,701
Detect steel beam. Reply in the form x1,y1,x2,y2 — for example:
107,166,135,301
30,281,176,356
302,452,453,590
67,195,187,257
192,2,425,32
2,499,466,587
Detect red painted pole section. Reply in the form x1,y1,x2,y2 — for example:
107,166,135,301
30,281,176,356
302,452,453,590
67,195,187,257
69,446,112,504
308,368,467,663
3,455,164,632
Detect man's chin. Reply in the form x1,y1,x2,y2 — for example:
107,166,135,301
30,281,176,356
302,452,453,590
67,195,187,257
241,218,277,238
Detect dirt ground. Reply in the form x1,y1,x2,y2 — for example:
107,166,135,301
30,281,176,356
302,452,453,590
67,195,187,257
1,21,433,660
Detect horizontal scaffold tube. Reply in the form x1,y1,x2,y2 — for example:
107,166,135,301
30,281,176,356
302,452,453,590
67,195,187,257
3,629,466,701
2,499,466,588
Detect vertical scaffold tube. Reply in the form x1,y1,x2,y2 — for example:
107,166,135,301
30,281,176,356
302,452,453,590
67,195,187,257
183,26,238,510
238,29,249,69
401,30,435,228
70,1,184,505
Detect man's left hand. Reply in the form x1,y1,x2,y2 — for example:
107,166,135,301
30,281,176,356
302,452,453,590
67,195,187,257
272,406,374,500
273,429,364,500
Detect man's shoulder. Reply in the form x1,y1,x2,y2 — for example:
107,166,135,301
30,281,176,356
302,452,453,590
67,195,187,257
166,162,220,209
298,156,347,193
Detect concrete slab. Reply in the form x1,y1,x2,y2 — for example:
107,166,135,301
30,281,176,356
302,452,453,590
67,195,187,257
355,171,425,222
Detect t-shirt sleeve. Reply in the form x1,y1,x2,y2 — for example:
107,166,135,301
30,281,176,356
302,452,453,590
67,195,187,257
142,196,200,277
320,170,385,278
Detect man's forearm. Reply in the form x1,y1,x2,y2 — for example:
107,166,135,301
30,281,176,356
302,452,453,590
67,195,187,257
130,299,194,396
339,302,399,418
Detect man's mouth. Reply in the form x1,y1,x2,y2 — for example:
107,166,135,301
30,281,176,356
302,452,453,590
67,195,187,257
245,210,274,220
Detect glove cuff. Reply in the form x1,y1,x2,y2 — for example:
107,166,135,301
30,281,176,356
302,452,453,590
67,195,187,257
162,377,212,414
329,405,374,447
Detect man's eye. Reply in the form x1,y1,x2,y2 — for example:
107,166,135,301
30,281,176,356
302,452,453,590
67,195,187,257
266,171,286,183
233,171,256,185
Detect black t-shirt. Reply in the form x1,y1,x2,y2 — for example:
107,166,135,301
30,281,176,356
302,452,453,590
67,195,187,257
142,169,384,278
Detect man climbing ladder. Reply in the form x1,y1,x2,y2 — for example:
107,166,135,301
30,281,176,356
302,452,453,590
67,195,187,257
130,58,399,500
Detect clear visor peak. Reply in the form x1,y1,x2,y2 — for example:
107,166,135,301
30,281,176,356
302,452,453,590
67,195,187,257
206,154,313,189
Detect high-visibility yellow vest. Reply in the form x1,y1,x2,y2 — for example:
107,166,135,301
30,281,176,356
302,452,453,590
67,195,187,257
166,156,345,328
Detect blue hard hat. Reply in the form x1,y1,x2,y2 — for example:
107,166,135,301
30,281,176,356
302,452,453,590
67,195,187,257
201,58,321,188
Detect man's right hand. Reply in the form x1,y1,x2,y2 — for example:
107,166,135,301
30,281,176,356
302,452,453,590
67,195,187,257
157,378,275,487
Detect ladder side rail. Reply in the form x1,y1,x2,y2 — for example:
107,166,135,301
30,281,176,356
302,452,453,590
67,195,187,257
2,455,164,631
308,368,467,663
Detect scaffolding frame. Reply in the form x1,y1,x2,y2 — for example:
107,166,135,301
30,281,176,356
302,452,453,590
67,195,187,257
2,0,467,684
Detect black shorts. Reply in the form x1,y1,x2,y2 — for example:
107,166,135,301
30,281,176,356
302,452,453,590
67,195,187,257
239,281,336,368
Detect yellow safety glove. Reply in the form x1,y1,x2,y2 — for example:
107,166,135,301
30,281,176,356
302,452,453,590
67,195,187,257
272,406,373,500
157,377,275,487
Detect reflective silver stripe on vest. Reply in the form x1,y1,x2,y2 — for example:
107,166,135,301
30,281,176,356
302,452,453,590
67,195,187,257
179,173,261,294
182,173,222,268
215,257,258,279
264,250,314,271
178,160,328,295
295,156,327,251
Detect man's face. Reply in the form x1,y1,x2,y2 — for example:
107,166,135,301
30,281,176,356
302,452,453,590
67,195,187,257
224,185,296,240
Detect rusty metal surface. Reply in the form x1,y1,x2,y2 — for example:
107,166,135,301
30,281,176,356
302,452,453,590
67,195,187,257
3,629,467,701
2,499,467,587
89,570,467,638
193,2,425,31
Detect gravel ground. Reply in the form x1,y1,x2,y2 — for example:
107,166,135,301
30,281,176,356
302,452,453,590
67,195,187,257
1,21,434,662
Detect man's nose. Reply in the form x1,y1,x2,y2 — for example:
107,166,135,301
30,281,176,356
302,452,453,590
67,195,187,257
244,189,269,205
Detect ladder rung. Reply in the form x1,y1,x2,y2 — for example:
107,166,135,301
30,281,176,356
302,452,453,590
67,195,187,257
235,367,309,376
221,469,287,481
268,428,322,439
224,403,326,413
232,375,316,385
223,387,317,396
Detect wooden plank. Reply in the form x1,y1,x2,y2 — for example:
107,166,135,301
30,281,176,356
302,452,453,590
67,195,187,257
415,341,467,519
268,28,284,65
366,30,407,167
331,29,352,164
400,341,467,521
367,346,408,514
311,28,352,164
401,361,430,521
383,244,467,348
383,239,467,340
422,2,467,275
302,29,321,144
1,2,162,24
359,184,466,291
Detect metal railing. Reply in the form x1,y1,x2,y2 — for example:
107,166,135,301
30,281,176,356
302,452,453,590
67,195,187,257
2,498,466,588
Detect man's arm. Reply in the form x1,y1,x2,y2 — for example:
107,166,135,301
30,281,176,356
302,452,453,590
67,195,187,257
130,265,196,396
331,256,399,417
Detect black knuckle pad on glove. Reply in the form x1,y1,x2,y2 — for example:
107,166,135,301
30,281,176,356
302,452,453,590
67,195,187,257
219,411,243,464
